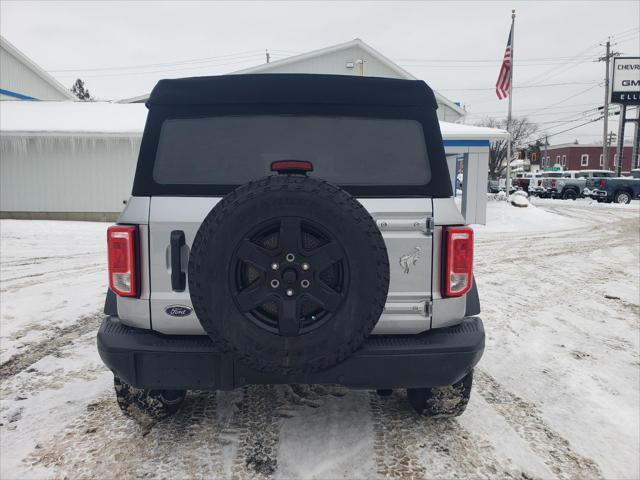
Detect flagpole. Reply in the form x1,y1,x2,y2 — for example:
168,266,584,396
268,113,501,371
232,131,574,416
505,9,515,196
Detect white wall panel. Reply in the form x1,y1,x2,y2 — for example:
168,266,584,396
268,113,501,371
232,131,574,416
0,47,71,101
0,134,141,212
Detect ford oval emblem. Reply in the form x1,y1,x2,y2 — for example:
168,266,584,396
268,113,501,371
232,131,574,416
165,305,193,317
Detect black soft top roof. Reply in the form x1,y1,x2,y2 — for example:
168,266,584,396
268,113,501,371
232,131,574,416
147,73,439,109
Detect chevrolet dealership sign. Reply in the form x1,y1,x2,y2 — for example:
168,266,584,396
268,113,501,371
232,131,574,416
611,57,640,105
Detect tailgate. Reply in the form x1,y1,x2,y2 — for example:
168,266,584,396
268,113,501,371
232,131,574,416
147,197,433,335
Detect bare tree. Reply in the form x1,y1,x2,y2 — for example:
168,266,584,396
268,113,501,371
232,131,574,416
475,117,538,179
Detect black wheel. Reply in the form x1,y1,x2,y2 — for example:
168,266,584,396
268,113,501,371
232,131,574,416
114,376,185,420
189,175,389,375
376,389,393,397
562,189,578,200
407,371,474,417
614,190,631,204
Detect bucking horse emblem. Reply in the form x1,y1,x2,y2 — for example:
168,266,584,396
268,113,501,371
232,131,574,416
399,247,421,274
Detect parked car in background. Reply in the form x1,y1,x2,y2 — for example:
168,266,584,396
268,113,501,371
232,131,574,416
487,179,502,193
585,176,640,204
543,170,616,200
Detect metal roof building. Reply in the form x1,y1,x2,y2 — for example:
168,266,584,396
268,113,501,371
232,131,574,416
0,101,505,222
119,39,466,123
0,36,75,101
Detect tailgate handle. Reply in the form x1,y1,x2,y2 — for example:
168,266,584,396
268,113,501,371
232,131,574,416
170,230,186,291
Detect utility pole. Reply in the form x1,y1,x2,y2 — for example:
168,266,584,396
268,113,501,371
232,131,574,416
600,40,611,170
606,131,616,168
632,108,640,170
544,135,549,169
616,105,627,176
598,39,621,171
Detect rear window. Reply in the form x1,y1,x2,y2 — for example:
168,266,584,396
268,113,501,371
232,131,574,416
153,115,430,186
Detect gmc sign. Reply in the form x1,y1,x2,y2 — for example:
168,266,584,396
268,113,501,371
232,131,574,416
611,57,640,105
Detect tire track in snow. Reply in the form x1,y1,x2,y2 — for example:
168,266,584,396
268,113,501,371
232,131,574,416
0,252,100,268
231,385,283,479
137,391,226,478
370,391,526,479
0,265,104,294
0,311,102,381
27,391,227,479
1,262,103,285
475,370,604,480
369,392,427,478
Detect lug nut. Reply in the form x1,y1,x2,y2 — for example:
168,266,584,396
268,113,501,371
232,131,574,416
271,262,279,270
301,279,310,288
302,263,310,271
270,279,280,289
286,253,295,262
286,288,294,297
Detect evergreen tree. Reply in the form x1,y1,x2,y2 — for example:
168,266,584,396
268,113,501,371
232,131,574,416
71,79,92,101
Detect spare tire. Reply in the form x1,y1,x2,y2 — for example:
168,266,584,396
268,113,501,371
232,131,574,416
189,175,389,374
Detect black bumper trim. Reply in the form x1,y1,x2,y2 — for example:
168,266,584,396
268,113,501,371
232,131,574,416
97,316,484,390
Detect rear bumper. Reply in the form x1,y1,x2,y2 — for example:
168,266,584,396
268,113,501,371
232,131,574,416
97,316,485,390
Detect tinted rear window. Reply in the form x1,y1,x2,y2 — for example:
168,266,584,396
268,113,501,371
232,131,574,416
153,115,430,186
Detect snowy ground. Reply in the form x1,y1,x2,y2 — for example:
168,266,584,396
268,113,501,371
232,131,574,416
1,199,638,480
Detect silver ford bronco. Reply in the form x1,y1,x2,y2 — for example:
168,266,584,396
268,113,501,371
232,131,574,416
98,74,484,419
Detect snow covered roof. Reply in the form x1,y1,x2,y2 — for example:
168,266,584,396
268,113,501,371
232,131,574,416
0,100,507,141
439,121,508,140
0,101,148,134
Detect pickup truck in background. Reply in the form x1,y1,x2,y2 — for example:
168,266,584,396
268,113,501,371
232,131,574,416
585,176,640,204
528,171,552,197
542,170,617,200
513,172,533,193
530,171,568,198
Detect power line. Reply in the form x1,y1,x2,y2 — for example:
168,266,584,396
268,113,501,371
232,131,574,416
392,55,597,64
47,50,270,72
532,117,607,144
525,84,602,117
437,80,600,92
52,54,291,78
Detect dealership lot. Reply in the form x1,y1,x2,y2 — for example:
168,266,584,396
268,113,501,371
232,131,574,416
1,199,638,480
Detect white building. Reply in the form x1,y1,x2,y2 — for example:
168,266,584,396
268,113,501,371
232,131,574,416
0,36,75,101
120,39,466,122
1,101,505,222
1,37,489,221
1,102,146,221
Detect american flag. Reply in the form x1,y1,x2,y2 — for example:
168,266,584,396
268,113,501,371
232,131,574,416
496,27,513,100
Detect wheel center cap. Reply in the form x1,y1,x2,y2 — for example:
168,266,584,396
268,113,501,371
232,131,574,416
282,268,297,284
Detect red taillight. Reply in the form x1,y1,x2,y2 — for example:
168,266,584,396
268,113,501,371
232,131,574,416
599,179,606,189
107,225,138,297
443,226,474,297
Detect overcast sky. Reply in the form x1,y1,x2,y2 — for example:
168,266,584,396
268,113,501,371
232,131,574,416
1,1,638,145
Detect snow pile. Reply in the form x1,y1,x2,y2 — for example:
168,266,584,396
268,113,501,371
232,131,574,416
476,200,585,234
0,101,147,134
509,194,529,208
